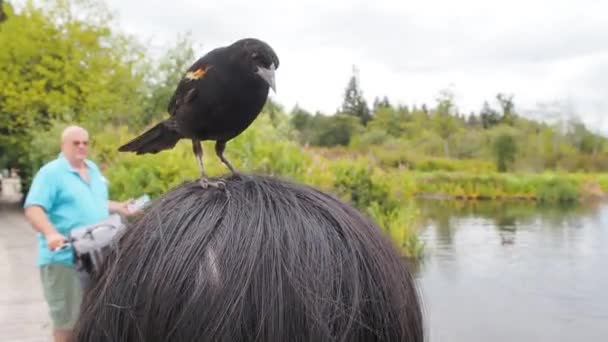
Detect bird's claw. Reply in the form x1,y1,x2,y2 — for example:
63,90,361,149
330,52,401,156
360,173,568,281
199,177,226,189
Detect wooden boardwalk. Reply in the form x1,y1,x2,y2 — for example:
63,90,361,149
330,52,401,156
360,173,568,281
0,196,52,341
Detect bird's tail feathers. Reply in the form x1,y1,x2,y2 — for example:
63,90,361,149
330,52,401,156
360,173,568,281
118,120,182,154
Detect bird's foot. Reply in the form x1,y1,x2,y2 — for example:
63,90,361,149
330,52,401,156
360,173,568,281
199,177,226,189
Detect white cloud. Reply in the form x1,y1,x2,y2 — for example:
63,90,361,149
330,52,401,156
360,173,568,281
98,0,608,131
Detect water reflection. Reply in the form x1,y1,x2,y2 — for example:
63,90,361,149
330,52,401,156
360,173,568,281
413,199,608,342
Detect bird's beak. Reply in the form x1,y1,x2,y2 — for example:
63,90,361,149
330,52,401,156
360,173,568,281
256,63,276,92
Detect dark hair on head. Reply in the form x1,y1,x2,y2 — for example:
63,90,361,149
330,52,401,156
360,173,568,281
72,173,424,341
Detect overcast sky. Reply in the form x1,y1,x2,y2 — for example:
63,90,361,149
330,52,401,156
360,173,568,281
91,0,608,131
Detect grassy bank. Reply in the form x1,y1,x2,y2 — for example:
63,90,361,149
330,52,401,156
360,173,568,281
305,148,608,203
409,171,608,202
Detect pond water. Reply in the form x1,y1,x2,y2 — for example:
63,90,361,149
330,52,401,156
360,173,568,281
414,199,608,341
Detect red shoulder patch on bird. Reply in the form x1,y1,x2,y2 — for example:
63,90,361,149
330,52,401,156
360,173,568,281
185,66,212,80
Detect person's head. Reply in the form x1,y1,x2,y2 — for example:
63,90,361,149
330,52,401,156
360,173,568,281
60,125,89,165
72,174,424,341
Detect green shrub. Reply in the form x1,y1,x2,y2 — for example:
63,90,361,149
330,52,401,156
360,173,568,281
536,178,579,203
331,158,396,212
493,133,518,172
367,201,424,259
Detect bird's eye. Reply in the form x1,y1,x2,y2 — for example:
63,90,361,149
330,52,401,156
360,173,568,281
251,52,258,59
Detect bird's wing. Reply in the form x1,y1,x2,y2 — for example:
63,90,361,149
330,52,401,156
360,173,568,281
167,56,216,116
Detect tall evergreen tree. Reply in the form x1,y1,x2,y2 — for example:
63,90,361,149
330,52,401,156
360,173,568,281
341,65,371,125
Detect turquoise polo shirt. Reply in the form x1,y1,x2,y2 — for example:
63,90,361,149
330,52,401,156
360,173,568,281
24,153,110,267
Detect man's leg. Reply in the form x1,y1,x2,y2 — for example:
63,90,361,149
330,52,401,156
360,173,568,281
40,263,83,342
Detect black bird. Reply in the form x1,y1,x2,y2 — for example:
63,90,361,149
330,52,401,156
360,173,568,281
118,38,279,188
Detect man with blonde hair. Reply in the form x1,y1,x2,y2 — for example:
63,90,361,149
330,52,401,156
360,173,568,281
23,125,136,342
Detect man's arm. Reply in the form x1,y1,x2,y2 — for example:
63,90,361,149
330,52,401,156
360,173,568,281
108,200,126,213
23,166,66,251
24,205,66,250
108,199,135,216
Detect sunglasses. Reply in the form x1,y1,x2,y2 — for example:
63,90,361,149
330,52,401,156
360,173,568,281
72,140,89,147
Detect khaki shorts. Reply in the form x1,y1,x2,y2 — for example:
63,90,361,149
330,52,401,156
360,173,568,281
39,264,83,330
